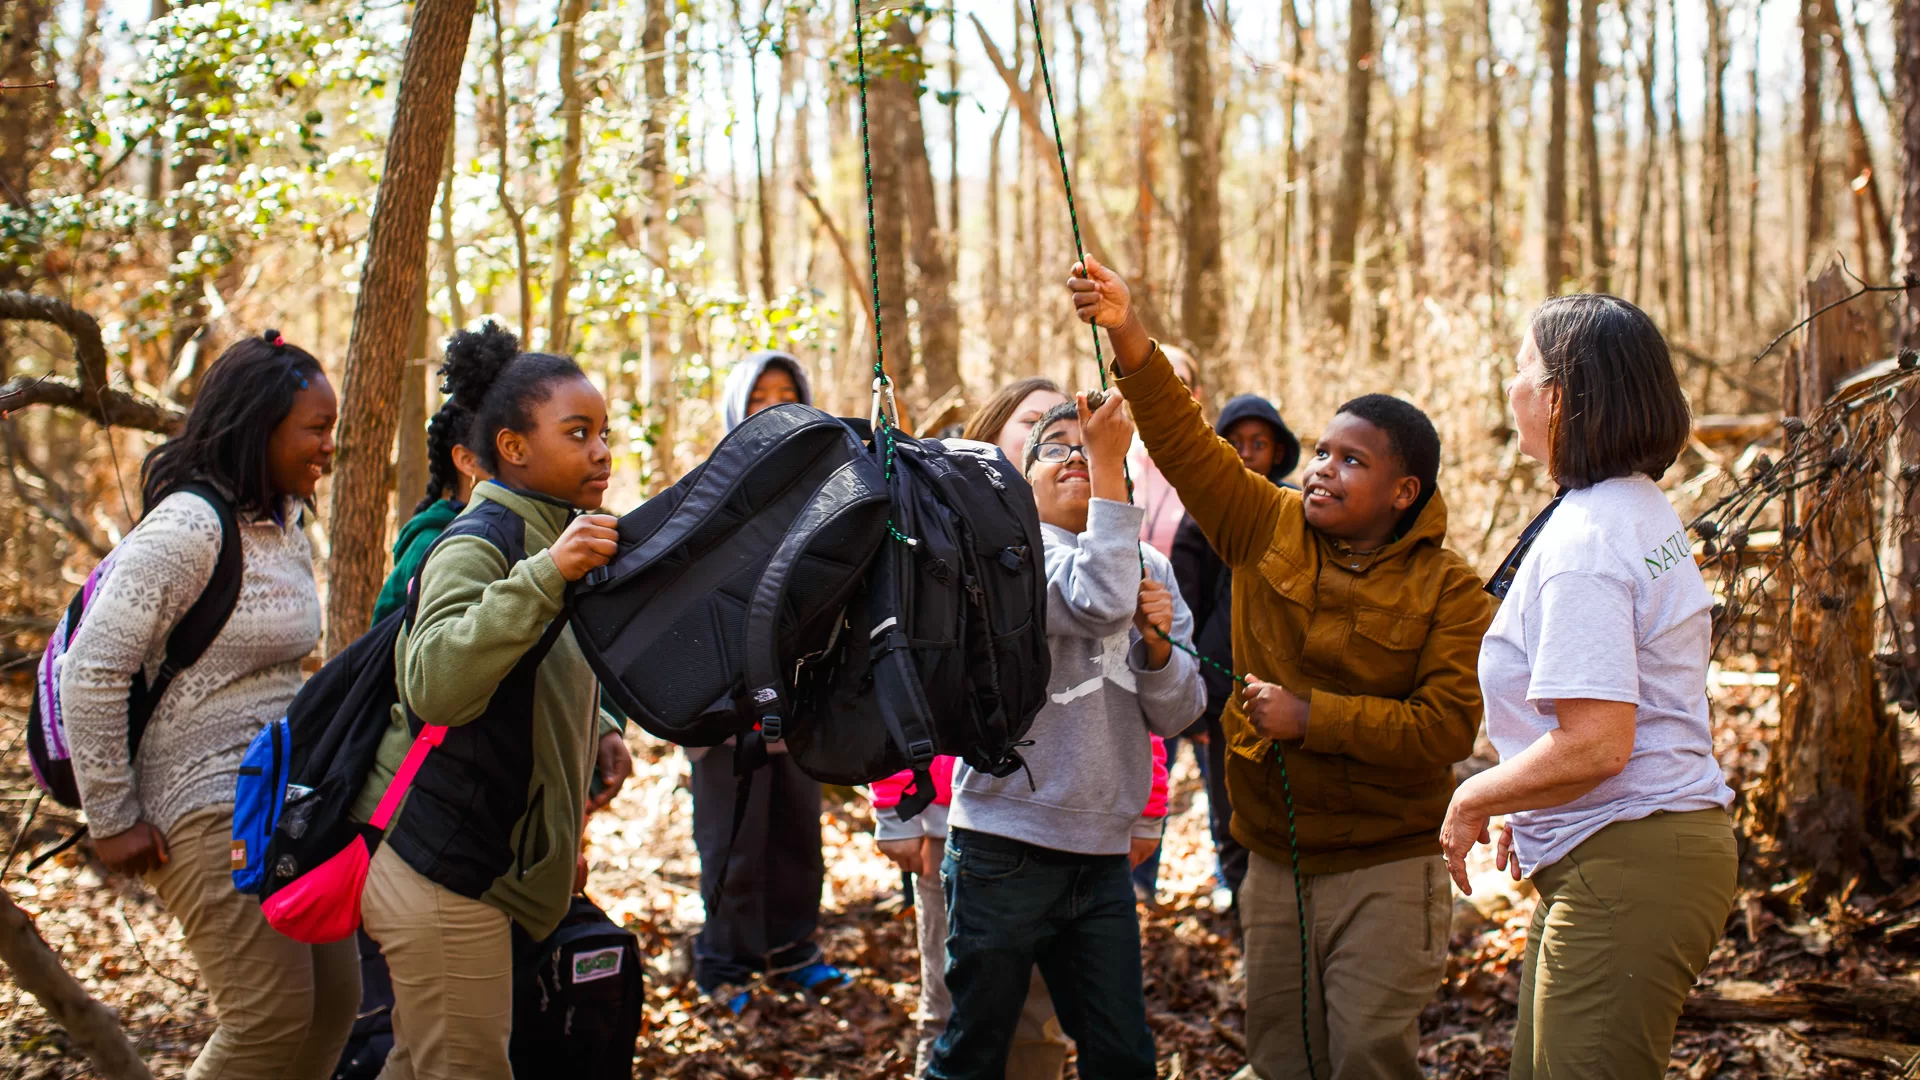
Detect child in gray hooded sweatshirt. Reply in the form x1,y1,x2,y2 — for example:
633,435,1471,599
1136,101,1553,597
928,393,1206,1080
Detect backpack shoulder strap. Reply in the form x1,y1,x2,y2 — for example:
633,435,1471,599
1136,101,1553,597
128,482,245,756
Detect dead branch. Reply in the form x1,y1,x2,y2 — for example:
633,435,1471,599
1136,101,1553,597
0,891,156,1079
0,291,186,434
1,421,111,557
1747,276,1919,367
795,180,877,330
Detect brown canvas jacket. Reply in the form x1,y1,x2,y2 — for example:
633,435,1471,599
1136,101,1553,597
1115,345,1494,875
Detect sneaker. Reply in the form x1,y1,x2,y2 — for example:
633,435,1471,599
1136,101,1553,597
779,961,853,993
703,984,752,1016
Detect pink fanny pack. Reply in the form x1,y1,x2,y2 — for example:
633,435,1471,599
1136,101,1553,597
260,724,445,944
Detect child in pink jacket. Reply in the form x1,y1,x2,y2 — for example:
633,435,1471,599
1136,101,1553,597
872,740,1170,1077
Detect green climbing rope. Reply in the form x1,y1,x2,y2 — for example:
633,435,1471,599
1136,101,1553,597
1022,2,1318,1074
852,0,910,554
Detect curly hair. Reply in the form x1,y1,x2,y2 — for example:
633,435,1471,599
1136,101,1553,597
414,399,476,515
440,321,585,473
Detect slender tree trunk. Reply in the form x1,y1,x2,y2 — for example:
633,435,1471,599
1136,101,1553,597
1802,0,1828,267
887,17,959,402
395,272,431,522
1485,0,1505,306
1829,15,1894,273
439,135,465,334
1704,0,1730,329
745,10,776,303
948,6,961,239
547,0,587,351
1542,0,1570,295
1632,0,1659,305
1172,0,1223,353
1408,0,1430,300
491,0,532,341
642,0,675,494
1889,0,1919,653
1579,0,1607,292
0,0,51,289
1327,0,1374,330
987,106,1009,383
1669,0,1692,334
1280,0,1303,346
867,17,912,391
1747,9,1763,318
327,0,478,651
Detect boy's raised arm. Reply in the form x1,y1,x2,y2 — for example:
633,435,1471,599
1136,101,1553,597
1067,255,1283,570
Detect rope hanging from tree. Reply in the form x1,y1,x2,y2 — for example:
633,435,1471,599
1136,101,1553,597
851,5,1316,1072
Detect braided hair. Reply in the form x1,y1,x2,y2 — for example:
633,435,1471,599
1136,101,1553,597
414,399,476,515
141,329,325,516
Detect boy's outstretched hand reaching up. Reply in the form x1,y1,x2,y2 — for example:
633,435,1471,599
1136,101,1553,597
1077,386,1134,506
1068,254,1155,374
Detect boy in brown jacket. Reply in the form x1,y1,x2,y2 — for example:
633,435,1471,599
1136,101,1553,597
1068,256,1494,1080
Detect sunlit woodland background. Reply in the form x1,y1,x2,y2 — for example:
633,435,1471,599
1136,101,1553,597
3,0,1920,1074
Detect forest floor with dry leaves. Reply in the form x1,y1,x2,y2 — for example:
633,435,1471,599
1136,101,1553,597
3,677,1919,1078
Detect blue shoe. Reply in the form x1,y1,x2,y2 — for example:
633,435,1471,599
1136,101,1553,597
724,989,751,1015
780,961,852,993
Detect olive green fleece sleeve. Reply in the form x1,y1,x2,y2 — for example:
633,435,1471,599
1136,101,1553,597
401,534,570,727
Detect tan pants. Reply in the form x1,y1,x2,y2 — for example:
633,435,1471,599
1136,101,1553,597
1511,808,1738,1080
1239,851,1449,1080
147,805,359,1080
360,843,513,1080
913,866,1069,1079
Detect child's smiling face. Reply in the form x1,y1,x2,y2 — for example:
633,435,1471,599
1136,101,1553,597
1027,415,1093,532
1299,413,1421,550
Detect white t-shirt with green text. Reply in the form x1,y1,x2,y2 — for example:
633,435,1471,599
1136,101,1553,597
1481,475,1734,876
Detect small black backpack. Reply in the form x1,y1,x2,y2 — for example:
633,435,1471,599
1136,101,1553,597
786,435,1050,817
570,403,891,749
509,895,645,1078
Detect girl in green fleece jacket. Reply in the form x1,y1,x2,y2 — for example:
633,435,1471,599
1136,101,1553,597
354,323,632,1079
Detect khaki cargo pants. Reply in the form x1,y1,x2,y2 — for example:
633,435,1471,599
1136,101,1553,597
1511,808,1738,1080
1238,851,1449,1080
147,805,360,1080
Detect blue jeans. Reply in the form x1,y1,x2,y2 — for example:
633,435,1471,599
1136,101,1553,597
927,829,1155,1079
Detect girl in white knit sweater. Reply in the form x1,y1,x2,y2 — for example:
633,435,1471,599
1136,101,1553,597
60,331,358,1079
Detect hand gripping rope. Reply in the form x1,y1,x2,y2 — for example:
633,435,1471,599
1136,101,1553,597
854,3,1316,1074
1022,4,1319,1073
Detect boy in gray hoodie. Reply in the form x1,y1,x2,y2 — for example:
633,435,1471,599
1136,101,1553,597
929,393,1206,1080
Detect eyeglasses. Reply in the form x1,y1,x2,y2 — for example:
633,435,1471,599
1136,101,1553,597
1032,442,1090,464
1484,490,1567,599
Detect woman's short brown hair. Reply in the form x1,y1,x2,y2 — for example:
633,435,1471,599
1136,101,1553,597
1530,294,1691,488
962,376,1063,444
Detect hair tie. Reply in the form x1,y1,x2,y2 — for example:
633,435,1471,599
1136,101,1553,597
263,328,286,349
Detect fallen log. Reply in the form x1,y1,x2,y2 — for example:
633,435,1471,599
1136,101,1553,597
1811,1034,1920,1071
0,891,154,1078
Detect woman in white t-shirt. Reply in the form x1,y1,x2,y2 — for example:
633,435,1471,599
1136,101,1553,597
1439,295,1737,1079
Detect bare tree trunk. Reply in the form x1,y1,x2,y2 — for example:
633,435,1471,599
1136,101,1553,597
744,7,776,303
1889,0,1919,655
547,0,587,351
439,135,465,333
394,272,431,523
1829,15,1893,273
1542,0,1570,295
0,892,153,1080
948,6,961,239
1171,0,1223,355
1631,0,1659,305
1327,0,1374,331
1408,0,1430,300
642,0,675,494
327,0,478,652
887,17,960,402
1747,11,1762,318
1704,0,1731,329
986,106,1009,384
867,17,912,390
1579,0,1607,292
491,0,532,342
1280,0,1303,346
1668,0,1692,334
0,0,52,286
1486,0,1505,306
1756,259,1904,897
1802,0,1828,267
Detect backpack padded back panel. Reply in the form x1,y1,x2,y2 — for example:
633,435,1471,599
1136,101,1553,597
571,404,890,746
787,437,1049,788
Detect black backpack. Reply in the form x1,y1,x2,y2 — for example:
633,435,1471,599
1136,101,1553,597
570,403,891,750
786,434,1050,817
509,895,645,1078
238,509,565,901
